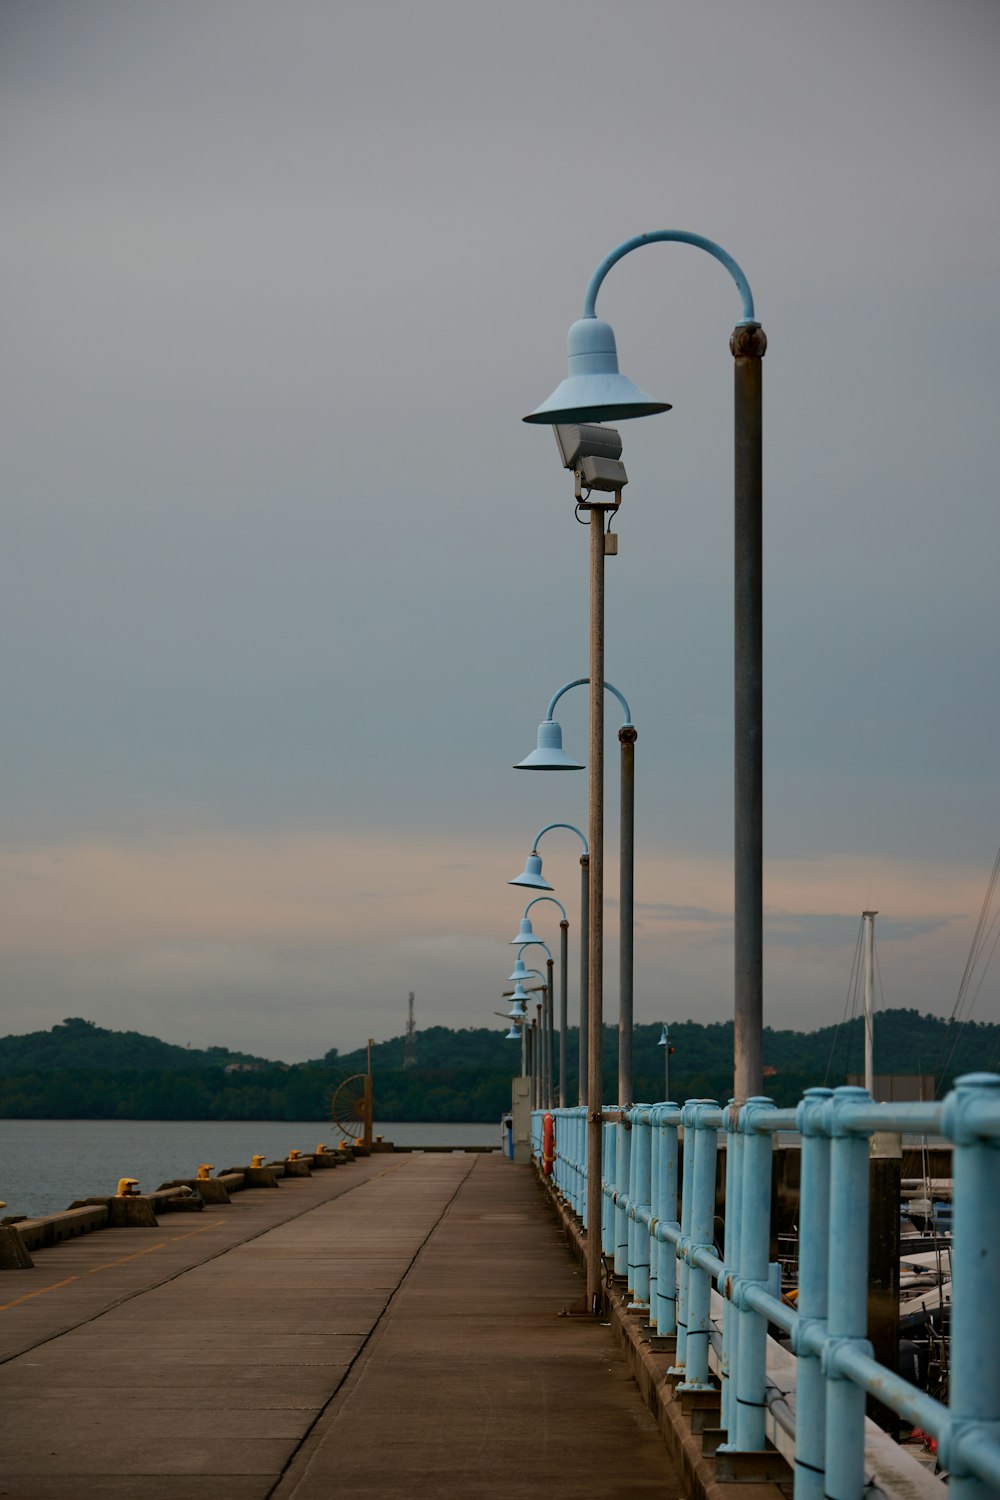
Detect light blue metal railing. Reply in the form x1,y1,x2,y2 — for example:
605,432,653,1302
534,1074,1000,1500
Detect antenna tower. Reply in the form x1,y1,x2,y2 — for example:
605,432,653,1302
403,992,417,1069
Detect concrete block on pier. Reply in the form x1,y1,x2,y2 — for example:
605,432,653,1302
309,1151,340,1169
15,1205,108,1252
0,1225,34,1269
159,1176,234,1205
239,1165,281,1188
70,1195,159,1228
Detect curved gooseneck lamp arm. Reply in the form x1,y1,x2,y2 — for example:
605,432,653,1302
516,939,553,963
583,231,756,326
532,822,589,856
523,895,567,923
545,678,632,728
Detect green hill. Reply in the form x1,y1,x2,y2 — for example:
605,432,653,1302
0,1010,996,1120
0,1016,274,1076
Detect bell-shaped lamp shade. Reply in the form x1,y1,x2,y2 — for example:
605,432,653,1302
508,851,553,891
658,1024,670,1047
509,981,530,1014
505,1023,521,1040
510,915,537,946
523,318,672,425
508,957,530,984
514,719,585,771
508,998,527,1020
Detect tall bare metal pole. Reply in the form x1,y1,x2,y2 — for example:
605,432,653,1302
558,918,569,1107
578,855,589,1104
732,321,767,1105
619,725,636,1108
863,910,878,1097
586,504,606,1312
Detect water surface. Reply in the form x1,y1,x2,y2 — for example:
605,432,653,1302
0,1119,502,1218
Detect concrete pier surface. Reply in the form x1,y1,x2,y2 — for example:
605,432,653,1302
0,1153,682,1498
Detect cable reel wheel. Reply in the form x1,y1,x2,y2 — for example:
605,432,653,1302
331,1073,371,1143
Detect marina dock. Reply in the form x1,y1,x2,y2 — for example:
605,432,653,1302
0,1151,682,1499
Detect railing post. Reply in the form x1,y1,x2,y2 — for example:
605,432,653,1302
720,1102,742,1436
824,1086,872,1500
628,1108,652,1314
655,1105,680,1336
649,1110,660,1327
625,1108,638,1294
579,1104,590,1230
678,1100,719,1391
616,1113,630,1277
729,1096,774,1453
669,1099,698,1376
614,1116,629,1278
943,1071,1000,1500
602,1116,616,1258
793,1086,833,1500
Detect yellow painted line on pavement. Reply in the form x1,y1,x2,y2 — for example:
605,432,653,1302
169,1218,227,1242
1,1218,229,1309
87,1241,167,1273
0,1277,79,1311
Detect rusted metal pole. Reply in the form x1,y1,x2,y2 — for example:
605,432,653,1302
546,957,555,1108
586,505,606,1312
578,854,589,1105
559,919,569,1108
731,322,766,1105
619,725,636,1108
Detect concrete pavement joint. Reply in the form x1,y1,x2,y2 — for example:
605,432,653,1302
265,1156,478,1500
0,1162,398,1369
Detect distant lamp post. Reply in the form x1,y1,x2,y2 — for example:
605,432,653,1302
509,822,589,1106
514,937,554,1108
514,677,637,1111
658,1022,675,1101
512,895,569,1107
524,231,765,1312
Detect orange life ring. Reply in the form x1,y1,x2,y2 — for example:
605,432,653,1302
542,1112,555,1176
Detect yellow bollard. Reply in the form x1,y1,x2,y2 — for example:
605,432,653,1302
287,1149,300,1161
316,1144,327,1155
251,1155,264,1168
197,1164,214,1181
117,1178,139,1197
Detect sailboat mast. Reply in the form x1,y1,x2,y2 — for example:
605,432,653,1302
862,910,878,1096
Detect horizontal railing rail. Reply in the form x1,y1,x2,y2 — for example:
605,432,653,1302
533,1074,1000,1500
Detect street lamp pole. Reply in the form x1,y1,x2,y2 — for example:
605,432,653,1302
514,676,637,1109
511,896,569,1107
515,943,554,1108
587,491,607,1310
525,229,766,1109
509,823,589,1107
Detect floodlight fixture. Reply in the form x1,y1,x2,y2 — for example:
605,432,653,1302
551,422,628,502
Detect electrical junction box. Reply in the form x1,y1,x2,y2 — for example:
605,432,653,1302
511,1077,532,1165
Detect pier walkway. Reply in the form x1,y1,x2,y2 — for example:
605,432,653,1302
0,1152,682,1499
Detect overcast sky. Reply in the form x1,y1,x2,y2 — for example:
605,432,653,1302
2,0,999,1064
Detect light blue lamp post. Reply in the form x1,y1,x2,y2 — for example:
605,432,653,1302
524,230,766,1113
514,937,554,1109
513,896,569,1108
658,1022,673,1102
515,677,637,1111
524,230,765,1313
509,822,589,1106
507,944,549,1099
520,966,548,1108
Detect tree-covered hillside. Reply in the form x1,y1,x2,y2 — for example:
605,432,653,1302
0,1017,273,1076
0,1010,996,1120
